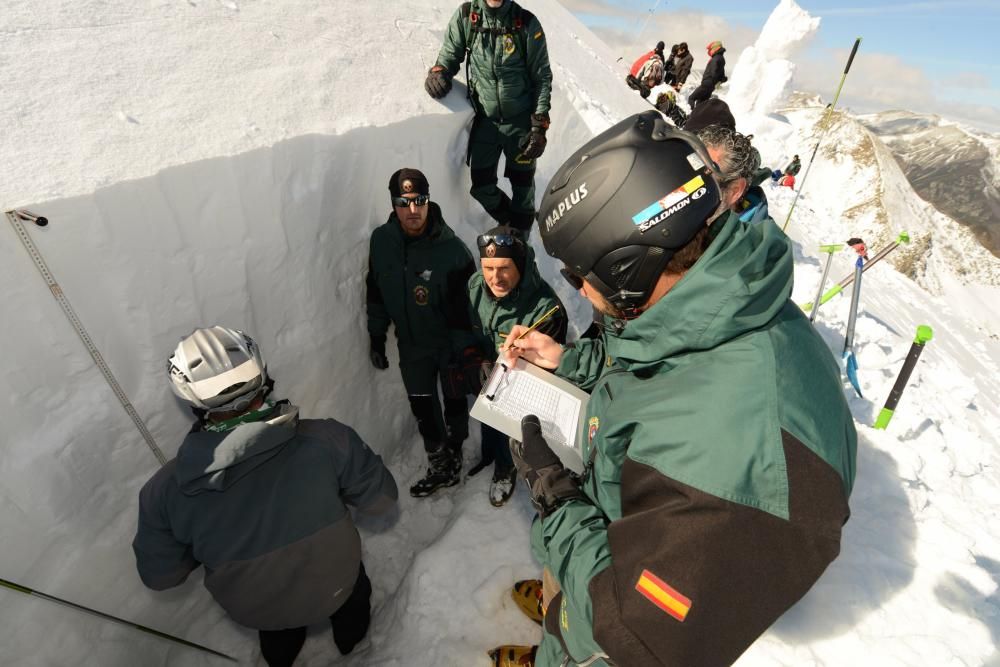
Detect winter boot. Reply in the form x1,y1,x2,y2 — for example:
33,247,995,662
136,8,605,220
409,446,460,498
489,466,517,507
487,645,537,667
511,579,544,625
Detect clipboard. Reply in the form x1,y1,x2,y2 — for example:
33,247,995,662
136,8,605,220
470,357,590,473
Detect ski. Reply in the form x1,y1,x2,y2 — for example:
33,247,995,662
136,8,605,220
874,325,934,429
801,231,909,312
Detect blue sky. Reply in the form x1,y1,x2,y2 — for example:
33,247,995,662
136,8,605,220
559,0,1000,130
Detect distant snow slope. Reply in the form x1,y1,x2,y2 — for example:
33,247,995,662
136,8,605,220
860,110,1000,260
2,1,999,666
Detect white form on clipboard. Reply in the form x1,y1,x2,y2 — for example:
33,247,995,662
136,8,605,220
469,357,590,473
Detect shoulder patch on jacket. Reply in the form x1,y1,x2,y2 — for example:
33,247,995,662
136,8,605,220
534,30,543,40
635,569,691,622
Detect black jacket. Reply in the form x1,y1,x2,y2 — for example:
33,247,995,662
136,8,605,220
702,48,727,87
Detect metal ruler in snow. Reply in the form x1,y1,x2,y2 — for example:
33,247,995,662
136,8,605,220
6,209,167,466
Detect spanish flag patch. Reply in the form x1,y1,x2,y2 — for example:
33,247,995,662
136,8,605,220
534,31,543,40
635,569,691,622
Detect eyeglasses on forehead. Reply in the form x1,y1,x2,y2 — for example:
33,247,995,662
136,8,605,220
392,194,430,207
476,232,522,248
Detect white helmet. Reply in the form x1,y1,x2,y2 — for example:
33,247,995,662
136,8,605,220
167,326,268,412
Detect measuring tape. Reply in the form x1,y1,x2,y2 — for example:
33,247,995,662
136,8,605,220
6,210,167,466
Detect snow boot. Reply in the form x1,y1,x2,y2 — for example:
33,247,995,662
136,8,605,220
487,645,537,666
511,579,544,624
409,446,460,498
489,466,517,507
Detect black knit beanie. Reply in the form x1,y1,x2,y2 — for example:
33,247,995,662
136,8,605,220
478,225,527,277
388,168,430,198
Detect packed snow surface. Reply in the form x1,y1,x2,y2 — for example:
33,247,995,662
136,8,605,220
2,1,999,666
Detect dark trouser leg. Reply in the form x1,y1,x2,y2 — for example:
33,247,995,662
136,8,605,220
502,122,537,235
400,355,447,452
483,424,513,474
688,82,713,108
330,563,372,655
469,118,511,224
258,626,307,667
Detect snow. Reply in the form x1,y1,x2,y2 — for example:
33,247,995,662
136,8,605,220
1,0,1000,666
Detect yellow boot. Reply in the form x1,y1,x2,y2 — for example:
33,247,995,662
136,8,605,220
487,645,538,666
511,579,544,625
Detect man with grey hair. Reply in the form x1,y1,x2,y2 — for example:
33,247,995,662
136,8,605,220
682,98,773,224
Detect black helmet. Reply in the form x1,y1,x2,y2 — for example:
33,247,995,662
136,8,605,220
538,111,723,315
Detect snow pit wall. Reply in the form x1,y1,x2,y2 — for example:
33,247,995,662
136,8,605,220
0,111,592,666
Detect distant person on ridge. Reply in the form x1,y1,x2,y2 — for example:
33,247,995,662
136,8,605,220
468,225,567,507
134,326,398,667
785,154,802,176
366,168,479,497
662,43,679,85
668,41,693,91
425,0,553,234
688,40,727,108
626,41,666,98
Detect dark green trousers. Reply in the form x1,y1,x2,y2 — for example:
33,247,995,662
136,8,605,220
399,349,468,454
469,115,536,232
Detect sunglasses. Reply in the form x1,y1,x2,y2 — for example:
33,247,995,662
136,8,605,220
392,194,430,208
560,267,584,290
476,232,522,248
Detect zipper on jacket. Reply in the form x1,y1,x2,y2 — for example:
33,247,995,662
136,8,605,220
580,367,626,494
402,242,414,342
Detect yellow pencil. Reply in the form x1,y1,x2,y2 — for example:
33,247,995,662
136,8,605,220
500,305,561,349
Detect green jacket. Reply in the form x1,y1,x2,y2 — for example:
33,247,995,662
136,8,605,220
468,247,568,353
435,0,552,122
366,203,476,358
533,213,857,666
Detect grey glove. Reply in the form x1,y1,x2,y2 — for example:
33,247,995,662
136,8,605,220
425,66,452,99
511,415,585,518
369,336,389,370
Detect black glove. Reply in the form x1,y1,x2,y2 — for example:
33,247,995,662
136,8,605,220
424,66,452,99
518,114,549,160
511,415,585,518
369,336,389,370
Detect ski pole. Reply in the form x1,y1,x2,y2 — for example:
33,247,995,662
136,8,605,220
781,37,862,233
842,256,864,397
809,243,843,323
874,325,933,429
0,577,237,662
801,231,909,312
633,0,664,51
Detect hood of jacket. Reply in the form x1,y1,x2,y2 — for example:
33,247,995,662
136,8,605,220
606,212,792,373
175,408,299,495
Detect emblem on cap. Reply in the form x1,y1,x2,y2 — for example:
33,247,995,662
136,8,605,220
485,244,497,257
402,179,415,193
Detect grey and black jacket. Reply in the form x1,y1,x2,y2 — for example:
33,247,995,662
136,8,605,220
133,411,398,630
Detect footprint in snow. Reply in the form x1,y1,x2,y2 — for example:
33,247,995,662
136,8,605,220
117,110,139,124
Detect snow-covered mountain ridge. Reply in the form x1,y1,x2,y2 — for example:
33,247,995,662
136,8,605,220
860,110,1000,260
776,95,1000,291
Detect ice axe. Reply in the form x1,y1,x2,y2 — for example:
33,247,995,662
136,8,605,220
874,325,933,429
